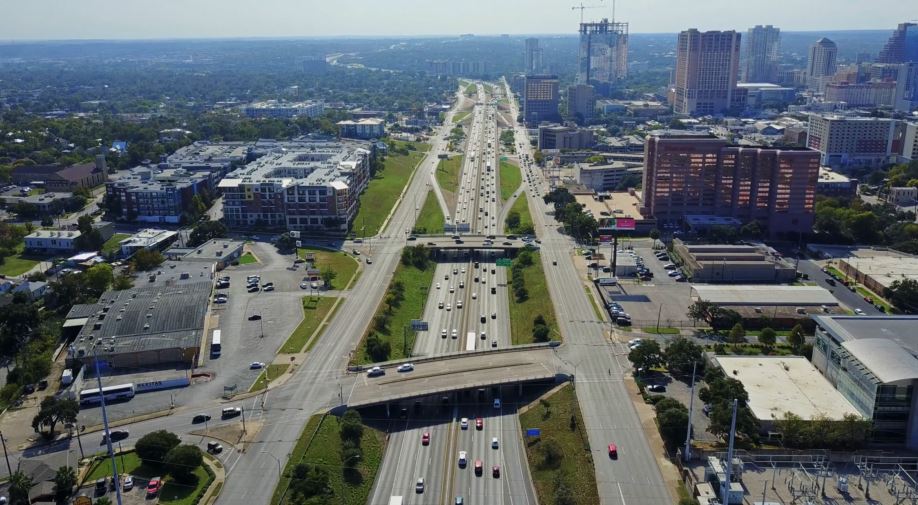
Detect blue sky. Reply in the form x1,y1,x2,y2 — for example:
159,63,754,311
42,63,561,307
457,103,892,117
2,0,912,40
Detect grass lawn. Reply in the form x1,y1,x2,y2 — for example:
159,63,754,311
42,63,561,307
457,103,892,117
585,286,604,321
412,191,445,235
0,243,39,277
238,251,258,265
504,195,534,235
280,296,339,354
464,83,477,97
355,260,435,364
435,155,463,195
519,384,599,505
101,233,130,254
297,246,359,290
642,326,681,335
508,252,559,345
87,451,212,505
499,160,521,202
452,111,471,123
271,413,385,505
249,364,291,392
353,141,429,237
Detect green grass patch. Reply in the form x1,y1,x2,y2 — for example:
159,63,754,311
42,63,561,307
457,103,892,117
101,233,130,254
435,155,463,195
355,259,435,364
280,296,339,354
86,451,212,505
452,111,471,123
519,384,599,505
585,286,604,321
499,160,521,202
509,252,559,345
271,413,385,505
412,191,445,235
0,243,39,277
249,364,291,393
297,246,359,290
642,327,681,335
464,83,477,97
238,251,258,265
353,141,429,237
504,195,534,235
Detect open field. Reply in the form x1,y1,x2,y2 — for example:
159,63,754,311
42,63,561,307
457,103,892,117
0,243,39,277
413,191,445,235
499,160,521,202
87,450,213,505
435,155,463,195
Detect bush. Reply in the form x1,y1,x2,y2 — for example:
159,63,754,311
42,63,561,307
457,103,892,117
538,439,564,469
164,444,203,484
135,430,180,466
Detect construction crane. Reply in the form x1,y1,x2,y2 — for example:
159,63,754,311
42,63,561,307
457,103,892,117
571,1,604,24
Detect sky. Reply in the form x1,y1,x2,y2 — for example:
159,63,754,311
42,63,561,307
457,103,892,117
1,0,914,40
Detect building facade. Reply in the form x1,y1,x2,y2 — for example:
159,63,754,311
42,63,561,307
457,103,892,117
337,118,385,140
806,38,838,91
672,29,742,115
806,115,896,168
877,23,918,64
640,131,819,235
567,84,596,124
538,124,594,150
105,167,214,224
824,81,897,107
524,38,543,74
523,75,560,125
578,18,628,86
12,158,107,192
243,101,325,119
901,121,918,162
743,25,781,83
24,230,81,254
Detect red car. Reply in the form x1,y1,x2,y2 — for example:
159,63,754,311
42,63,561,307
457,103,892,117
475,417,483,430
492,465,501,478
421,432,430,446
864,296,873,303
608,443,618,459
474,459,483,475
146,477,163,497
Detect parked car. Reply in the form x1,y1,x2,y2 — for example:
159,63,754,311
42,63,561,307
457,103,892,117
122,475,134,491
146,477,163,497
647,384,666,393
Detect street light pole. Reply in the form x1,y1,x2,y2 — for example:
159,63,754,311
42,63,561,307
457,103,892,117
683,361,697,462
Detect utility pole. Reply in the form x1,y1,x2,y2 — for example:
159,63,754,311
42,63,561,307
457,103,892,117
75,426,84,459
0,431,11,477
94,353,123,505
721,399,738,504
241,406,247,434
683,361,697,462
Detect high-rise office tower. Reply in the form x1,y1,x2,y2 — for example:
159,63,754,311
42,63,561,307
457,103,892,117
894,62,918,112
524,38,543,74
567,84,596,124
578,18,628,85
743,25,780,83
523,75,560,126
878,23,918,64
806,38,838,90
672,29,741,115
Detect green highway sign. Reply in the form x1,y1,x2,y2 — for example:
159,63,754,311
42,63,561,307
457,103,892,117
496,258,512,267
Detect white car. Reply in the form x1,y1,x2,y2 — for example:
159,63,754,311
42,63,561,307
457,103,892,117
397,363,414,373
492,437,499,449
449,286,455,293
123,475,134,491
441,329,448,338
472,292,477,299
628,338,642,346
438,301,444,309
367,366,384,377
299,282,309,289
854,308,865,315
458,451,468,466
446,303,452,311
249,362,265,370
460,417,469,429
451,329,458,339
436,283,441,290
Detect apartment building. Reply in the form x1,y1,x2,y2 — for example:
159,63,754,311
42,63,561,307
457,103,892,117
640,131,819,236
337,118,386,140
806,114,896,168
243,100,325,119
105,167,214,224
538,124,594,150
219,140,371,233
672,29,742,115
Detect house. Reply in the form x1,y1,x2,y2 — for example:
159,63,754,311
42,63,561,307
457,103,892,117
11,157,107,192
13,281,49,300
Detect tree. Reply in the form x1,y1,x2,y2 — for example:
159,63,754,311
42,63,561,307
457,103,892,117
728,323,746,350
533,324,551,342
365,334,390,362
505,211,521,232
321,268,337,289
135,430,181,466
188,220,227,247
656,403,690,448
686,300,720,325
95,498,112,505
53,465,77,505
83,263,114,297
788,324,806,354
664,338,704,376
9,470,34,505
32,396,79,439
340,409,364,442
290,463,331,502
113,274,134,291
627,340,664,370
649,228,660,248
132,249,164,271
888,278,918,313
164,444,203,484
758,327,777,350
275,233,296,252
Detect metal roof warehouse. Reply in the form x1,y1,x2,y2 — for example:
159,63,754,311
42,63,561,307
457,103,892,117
691,285,838,306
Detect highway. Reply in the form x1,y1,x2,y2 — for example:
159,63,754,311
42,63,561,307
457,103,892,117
502,78,674,504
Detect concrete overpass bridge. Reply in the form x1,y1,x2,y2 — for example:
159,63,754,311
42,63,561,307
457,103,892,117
410,235,537,258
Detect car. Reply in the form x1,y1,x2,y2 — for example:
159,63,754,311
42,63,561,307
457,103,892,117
222,407,242,419
475,459,483,475
628,338,642,346
100,430,129,445
263,285,275,291
460,417,469,429
436,282,441,289
608,443,618,458
675,275,687,282
458,451,468,466
446,303,452,311
246,275,261,282
663,263,676,270
441,329,448,338
248,314,262,321
207,441,224,454
453,268,458,275
492,437,499,449
493,398,502,409
457,300,463,309
449,286,455,293
94,478,107,496
352,249,360,256
864,296,873,303
492,312,497,319
146,477,163,497
452,329,458,339
647,384,666,392
213,297,228,304
415,478,424,493
492,465,501,478
854,308,866,315
455,497,464,505
123,475,134,491
491,339,497,348
668,270,680,277
476,417,483,430
367,366,385,377
480,331,486,340
421,432,430,445
250,362,265,370
702,404,712,415
299,282,310,289
438,301,444,309
247,285,260,293
192,414,211,424
397,363,414,373
480,314,486,323
445,274,450,280
472,292,477,299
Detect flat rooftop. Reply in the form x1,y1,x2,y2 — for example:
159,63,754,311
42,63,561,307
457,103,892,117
692,285,838,306
814,315,918,348
575,192,642,220
179,239,244,262
713,356,861,422
219,140,368,188
840,255,918,290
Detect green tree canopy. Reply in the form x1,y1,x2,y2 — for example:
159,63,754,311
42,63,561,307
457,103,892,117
135,430,181,466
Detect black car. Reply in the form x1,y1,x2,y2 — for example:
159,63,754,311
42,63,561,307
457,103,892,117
248,314,262,321
247,285,260,293
647,384,666,393
192,414,212,424
100,430,129,445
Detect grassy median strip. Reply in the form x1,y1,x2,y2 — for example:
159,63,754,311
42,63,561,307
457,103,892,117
271,412,384,505
297,246,359,290
504,195,534,235
520,384,599,505
585,286,604,321
413,191,445,235
249,364,291,392
508,251,559,345
353,140,429,237
435,154,463,195
355,247,435,364
499,160,521,202
452,110,471,123
279,297,339,354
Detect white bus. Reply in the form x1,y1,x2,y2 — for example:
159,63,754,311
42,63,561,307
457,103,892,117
466,332,477,351
79,383,136,405
211,330,222,358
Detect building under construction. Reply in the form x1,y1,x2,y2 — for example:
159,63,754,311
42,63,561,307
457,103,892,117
578,18,628,87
